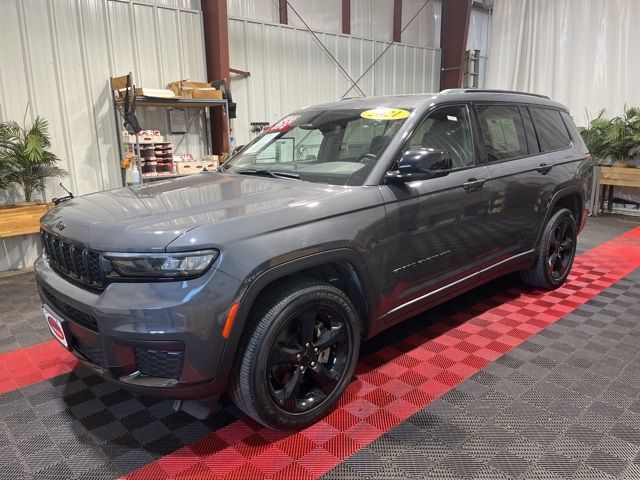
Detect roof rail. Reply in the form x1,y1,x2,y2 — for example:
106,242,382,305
440,88,550,100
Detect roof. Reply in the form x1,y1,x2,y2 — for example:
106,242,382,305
304,89,567,112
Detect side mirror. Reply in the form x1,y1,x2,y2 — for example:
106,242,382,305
387,148,452,182
230,144,246,158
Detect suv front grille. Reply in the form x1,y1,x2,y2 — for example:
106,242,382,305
135,348,184,379
40,286,99,332
41,230,104,289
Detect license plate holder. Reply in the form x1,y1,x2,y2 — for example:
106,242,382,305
43,306,71,350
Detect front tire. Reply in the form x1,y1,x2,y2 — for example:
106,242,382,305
520,208,577,290
229,278,361,430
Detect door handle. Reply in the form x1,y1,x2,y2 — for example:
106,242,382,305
536,163,553,174
462,178,486,192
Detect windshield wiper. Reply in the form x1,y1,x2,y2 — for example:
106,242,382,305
234,169,300,180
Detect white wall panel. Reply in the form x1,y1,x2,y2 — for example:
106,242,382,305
467,7,491,87
227,0,278,23
486,0,640,127
287,0,342,34
228,17,441,146
401,0,442,48
0,0,207,271
350,0,393,42
467,8,491,56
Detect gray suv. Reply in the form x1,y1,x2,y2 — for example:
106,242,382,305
36,89,591,429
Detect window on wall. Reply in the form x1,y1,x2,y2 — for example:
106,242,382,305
529,107,572,152
403,105,474,170
476,105,528,162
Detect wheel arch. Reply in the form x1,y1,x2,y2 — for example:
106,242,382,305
536,186,585,248
215,248,378,385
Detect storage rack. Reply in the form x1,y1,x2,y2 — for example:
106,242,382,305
110,72,229,184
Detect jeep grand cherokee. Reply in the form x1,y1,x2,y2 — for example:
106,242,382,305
36,89,591,429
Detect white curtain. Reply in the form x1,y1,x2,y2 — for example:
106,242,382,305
486,0,640,127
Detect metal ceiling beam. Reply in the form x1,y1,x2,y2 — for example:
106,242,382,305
279,0,288,24
201,0,230,154
342,0,350,35
393,0,402,43
440,0,473,90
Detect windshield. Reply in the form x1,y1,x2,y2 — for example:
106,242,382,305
222,107,412,186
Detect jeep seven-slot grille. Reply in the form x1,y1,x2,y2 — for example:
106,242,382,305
41,230,104,289
40,286,99,332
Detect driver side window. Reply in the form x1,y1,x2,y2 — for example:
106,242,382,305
403,105,474,170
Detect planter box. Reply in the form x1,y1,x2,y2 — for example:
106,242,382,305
0,203,53,239
599,166,640,187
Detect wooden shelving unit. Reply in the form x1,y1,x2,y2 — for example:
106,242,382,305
110,73,228,185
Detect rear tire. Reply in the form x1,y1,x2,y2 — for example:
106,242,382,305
520,208,577,290
229,278,361,430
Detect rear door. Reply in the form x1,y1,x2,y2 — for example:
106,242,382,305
379,104,493,316
474,103,558,263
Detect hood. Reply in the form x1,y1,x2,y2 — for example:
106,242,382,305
40,173,369,252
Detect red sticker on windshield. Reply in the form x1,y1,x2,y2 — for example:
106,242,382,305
267,115,300,133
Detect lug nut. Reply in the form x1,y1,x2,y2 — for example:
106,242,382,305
314,347,319,353
300,365,306,372
311,361,316,367
305,342,310,347
296,353,301,360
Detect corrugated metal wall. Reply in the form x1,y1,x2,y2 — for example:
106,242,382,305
1,0,445,271
228,18,442,145
0,0,206,271
228,0,443,46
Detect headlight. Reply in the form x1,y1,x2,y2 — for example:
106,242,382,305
105,250,218,279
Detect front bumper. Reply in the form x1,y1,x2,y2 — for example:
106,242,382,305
34,254,241,399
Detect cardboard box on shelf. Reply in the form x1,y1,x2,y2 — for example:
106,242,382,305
202,155,219,170
193,88,223,100
167,80,222,99
176,161,205,175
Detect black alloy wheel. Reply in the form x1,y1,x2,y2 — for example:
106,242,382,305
229,279,360,430
520,207,577,290
547,216,575,280
267,304,350,413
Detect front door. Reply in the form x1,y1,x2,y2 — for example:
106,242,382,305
378,104,493,316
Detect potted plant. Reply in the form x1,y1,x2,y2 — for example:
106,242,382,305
0,115,67,202
581,107,640,212
0,114,66,238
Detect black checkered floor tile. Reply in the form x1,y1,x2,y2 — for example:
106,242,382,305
0,273,51,354
0,368,243,480
324,269,640,480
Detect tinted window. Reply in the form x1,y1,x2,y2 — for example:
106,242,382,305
529,107,572,151
403,105,474,169
477,105,528,162
520,107,540,154
560,111,579,142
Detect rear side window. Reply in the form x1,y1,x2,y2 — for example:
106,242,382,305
476,105,528,162
560,111,580,143
529,107,572,151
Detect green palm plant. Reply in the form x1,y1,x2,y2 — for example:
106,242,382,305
580,106,640,165
605,106,640,163
0,115,67,202
579,109,610,163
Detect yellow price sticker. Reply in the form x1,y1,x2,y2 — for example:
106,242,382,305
360,108,411,120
